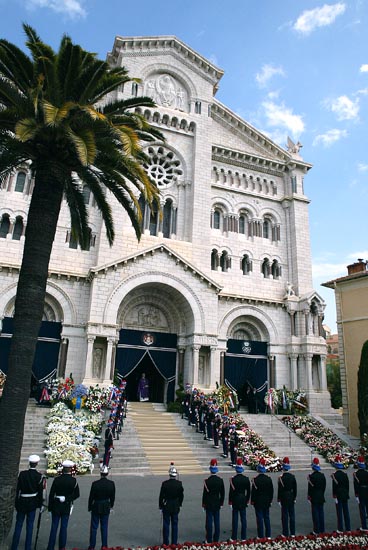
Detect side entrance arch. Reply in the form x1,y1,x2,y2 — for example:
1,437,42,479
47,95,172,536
115,329,177,403
224,339,268,411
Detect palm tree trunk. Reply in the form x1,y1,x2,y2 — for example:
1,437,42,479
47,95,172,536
0,166,63,548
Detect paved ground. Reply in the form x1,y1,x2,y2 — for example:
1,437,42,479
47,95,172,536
8,469,364,549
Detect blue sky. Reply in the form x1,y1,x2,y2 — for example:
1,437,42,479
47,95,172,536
2,0,368,332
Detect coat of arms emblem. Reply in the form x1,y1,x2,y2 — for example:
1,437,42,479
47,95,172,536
242,341,251,354
143,333,154,346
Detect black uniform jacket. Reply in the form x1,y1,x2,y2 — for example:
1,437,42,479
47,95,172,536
308,471,326,504
48,473,80,515
251,473,274,509
354,468,368,499
88,477,115,515
159,478,184,514
15,468,43,513
202,474,225,511
229,473,250,510
277,471,297,505
332,469,349,502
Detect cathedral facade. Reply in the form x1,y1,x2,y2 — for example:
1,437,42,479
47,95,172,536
0,36,330,412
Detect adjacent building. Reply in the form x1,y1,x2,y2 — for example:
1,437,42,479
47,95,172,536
0,35,330,411
323,259,368,435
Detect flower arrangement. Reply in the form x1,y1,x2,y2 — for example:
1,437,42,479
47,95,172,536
282,415,359,467
84,385,110,412
212,385,239,413
144,531,368,550
44,402,102,475
264,388,279,411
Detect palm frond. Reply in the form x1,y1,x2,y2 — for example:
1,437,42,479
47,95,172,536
65,125,96,165
15,117,38,142
0,39,33,93
63,175,90,248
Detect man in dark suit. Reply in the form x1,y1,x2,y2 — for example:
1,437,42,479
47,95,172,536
354,455,368,531
308,457,326,534
251,457,274,539
159,462,184,545
46,460,80,550
10,454,44,550
228,458,250,541
331,455,351,532
277,456,297,537
88,465,116,550
202,459,225,543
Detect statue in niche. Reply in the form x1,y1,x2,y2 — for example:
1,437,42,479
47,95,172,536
198,356,205,385
92,347,103,378
157,75,176,107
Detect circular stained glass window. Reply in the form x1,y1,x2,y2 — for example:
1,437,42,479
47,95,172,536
145,146,182,188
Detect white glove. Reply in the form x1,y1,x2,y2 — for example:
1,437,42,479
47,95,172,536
356,497,360,503
334,498,338,504
278,502,282,507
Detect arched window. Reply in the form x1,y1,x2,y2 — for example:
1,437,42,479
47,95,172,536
149,202,158,236
195,101,202,114
12,216,23,240
132,82,138,97
0,214,10,238
261,258,270,278
138,195,147,232
241,254,252,275
211,249,218,270
271,259,281,279
163,199,173,238
82,185,91,205
239,214,248,235
15,172,26,193
213,210,221,230
263,218,270,239
220,251,230,272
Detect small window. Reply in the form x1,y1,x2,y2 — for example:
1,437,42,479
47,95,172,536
15,172,26,193
211,249,218,271
241,255,252,275
213,210,221,230
163,199,173,239
132,82,138,97
149,203,158,236
12,216,23,240
69,232,78,249
291,176,297,193
239,215,247,235
195,101,202,114
272,259,281,279
263,219,270,239
0,214,10,238
220,251,230,272
262,258,270,278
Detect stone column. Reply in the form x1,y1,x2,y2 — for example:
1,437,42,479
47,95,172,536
289,353,298,390
319,354,328,391
103,338,116,385
268,355,275,388
305,353,313,391
192,345,200,386
83,336,95,384
178,347,185,383
220,351,225,385
290,312,296,336
58,338,69,379
209,346,217,388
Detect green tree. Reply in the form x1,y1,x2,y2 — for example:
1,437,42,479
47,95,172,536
358,340,368,438
0,25,163,544
326,357,342,409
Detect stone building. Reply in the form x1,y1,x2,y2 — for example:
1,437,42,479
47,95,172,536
323,259,368,434
0,35,330,411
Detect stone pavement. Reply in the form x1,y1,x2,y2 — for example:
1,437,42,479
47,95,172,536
8,470,364,549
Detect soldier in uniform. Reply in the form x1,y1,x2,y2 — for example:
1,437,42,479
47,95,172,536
308,457,326,534
202,459,225,543
331,455,351,532
251,457,274,539
221,417,229,458
353,455,368,531
46,459,80,550
10,454,44,550
158,462,184,545
103,421,114,466
228,458,250,541
229,424,239,467
277,456,297,537
88,465,115,550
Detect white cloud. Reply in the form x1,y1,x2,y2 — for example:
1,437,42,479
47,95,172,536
324,95,359,120
313,128,347,147
312,261,348,279
358,163,368,172
255,64,285,88
360,64,368,73
26,0,86,18
293,2,346,35
261,100,305,138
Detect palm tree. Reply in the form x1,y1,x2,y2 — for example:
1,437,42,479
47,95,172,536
0,25,163,544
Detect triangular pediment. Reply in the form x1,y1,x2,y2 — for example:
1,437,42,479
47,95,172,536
108,35,224,88
88,244,223,291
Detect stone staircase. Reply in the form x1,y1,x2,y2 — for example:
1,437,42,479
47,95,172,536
241,413,331,471
19,400,49,471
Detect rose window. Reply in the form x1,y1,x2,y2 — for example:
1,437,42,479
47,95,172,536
145,146,182,188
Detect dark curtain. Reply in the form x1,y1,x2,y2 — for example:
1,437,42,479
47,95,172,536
0,317,61,381
224,339,268,407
